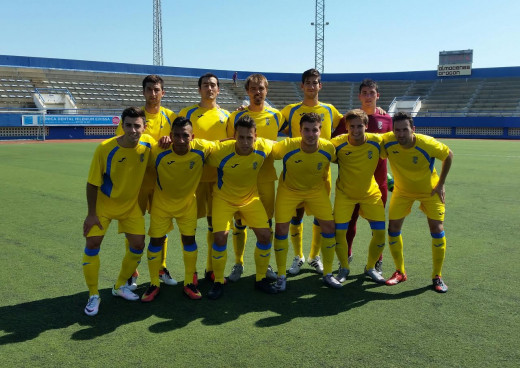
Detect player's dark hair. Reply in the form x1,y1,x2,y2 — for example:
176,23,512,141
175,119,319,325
142,75,164,90
301,68,321,84
235,115,257,131
121,106,146,124
344,109,369,126
244,74,268,90
359,78,379,93
299,112,322,127
198,73,220,88
392,111,414,128
172,116,193,129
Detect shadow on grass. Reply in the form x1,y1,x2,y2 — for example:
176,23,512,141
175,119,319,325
0,271,429,344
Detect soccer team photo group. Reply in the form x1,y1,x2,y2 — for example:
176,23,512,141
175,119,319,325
82,70,453,317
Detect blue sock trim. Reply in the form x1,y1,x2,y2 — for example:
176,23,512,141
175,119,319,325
336,222,349,230
129,247,143,255
321,232,335,239
275,233,288,240
313,218,320,226
183,242,197,252
212,243,226,252
234,223,247,230
431,231,445,239
256,242,272,251
290,218,303,225
388,230,401,237
208,227,213,232
148,244,163,253
84,247,100,256
370,221,386,230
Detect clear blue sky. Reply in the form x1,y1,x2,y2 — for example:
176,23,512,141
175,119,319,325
1,0,518,74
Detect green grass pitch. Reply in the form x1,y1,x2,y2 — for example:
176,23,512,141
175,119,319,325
0,139,519,367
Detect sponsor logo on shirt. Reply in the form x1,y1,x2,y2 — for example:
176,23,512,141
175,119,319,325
167,160,175,165
118,157,126,163
231,163,239,168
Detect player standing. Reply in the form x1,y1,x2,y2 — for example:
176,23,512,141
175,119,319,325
333,79,392,273
178,73,230,282
141,117,215,301
226,73,282,282
280,69,342,276
330,109,386,284
272,112,340,291
382,112,453,293
116,75,178,289
82,107,154,316
206,116,277,299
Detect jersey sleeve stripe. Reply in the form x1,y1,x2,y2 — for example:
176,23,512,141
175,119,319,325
161,110,171,126
281,148,300,181
139,141,152,149
100,146,120,197
384,141,398,149
318,149,332,161
253,149,266,158
367,140,381,152
335,141,349,154
217,152,236,189
155,149,173,190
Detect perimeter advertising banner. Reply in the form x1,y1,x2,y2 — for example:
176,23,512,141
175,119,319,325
22,115,120,126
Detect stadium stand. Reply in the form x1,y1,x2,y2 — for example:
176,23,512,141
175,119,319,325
1,55,519,140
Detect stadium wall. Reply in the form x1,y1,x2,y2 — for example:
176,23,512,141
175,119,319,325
1,55,520,140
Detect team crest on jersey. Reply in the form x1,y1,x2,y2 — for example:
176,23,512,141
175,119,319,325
317,162,323,170
265,117,270,126
413,156,418,164
189,161,195,169
320,113,325,121
140,154,145,162
377,121,383,130
368,151,373,159
253,162,258,170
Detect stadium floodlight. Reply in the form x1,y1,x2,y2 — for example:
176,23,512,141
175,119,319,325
153,0,163,66
311,0,328,73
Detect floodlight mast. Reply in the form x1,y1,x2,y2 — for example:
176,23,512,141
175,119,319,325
311,0,328,73
153,0,163,66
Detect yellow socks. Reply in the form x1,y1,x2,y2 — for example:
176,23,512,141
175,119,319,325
183,242,198,285
320,232,336,275
274,234,289,277
254,242,272,281
290,219,303,258
211,243,227,283
232,222,247,265
206,227,214,272
309,219,322,259
82,247,100,296
388,230,405,274
366,223,386,269
431,231,446,278
147,243,162,287
115,247,143,289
